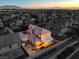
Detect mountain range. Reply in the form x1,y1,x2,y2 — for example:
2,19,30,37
0,5,22,9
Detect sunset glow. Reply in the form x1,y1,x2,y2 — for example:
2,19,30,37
0,0,79,8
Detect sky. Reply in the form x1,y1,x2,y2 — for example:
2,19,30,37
0,0,79,8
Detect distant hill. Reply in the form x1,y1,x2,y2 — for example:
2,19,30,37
0,5,22,9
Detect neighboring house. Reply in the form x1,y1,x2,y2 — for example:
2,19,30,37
0,33,29,59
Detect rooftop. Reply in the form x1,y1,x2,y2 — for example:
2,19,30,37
0,47,27,59
0,33,20,48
